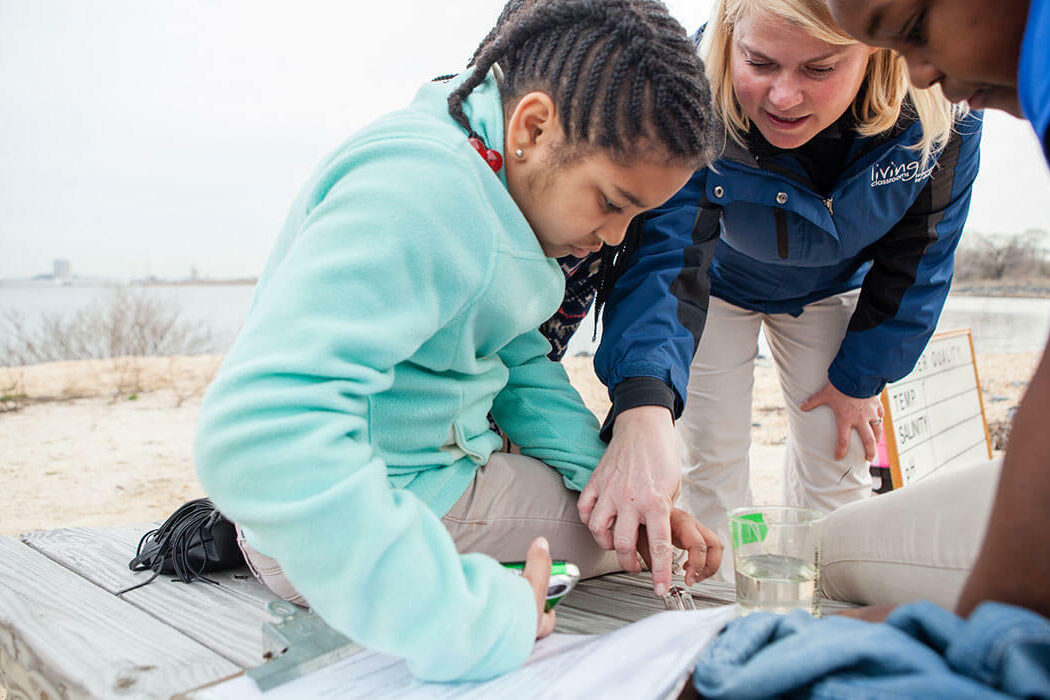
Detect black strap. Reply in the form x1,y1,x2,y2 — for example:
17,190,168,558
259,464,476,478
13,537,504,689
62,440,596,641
116,498,242,595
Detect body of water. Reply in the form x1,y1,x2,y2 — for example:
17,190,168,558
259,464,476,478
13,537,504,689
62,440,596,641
1,283,1048,359
559,295,1050,358
0,283,258,353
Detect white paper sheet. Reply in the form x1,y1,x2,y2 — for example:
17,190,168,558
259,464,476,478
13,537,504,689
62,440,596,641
195,606,735,700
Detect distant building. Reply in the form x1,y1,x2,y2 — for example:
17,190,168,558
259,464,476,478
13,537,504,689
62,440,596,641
190,265,200,281
53,259,71,281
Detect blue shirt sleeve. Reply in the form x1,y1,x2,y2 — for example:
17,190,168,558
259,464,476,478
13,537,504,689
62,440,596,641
1019,0,1050,162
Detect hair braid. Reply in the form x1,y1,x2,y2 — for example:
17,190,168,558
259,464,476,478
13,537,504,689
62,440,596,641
448,0,717,167
626,58,649,138
539,22,583,83
556,28,607,136
467,0,526,68
603,40,645,142
533,27,563,78
571,33,620,140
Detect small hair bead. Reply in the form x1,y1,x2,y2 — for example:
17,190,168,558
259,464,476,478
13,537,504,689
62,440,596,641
468,135,504,173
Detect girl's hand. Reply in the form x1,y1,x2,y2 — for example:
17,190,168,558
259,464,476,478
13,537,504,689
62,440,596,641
523,537,556,639
800,381,884,461
637,508,723,585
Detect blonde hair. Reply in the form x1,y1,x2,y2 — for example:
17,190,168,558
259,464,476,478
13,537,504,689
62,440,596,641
702,0,967,167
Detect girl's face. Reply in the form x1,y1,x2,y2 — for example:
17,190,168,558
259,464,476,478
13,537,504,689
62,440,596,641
730,9,875,149
827,0,1028,115
504,93,693,259
513,147,693,259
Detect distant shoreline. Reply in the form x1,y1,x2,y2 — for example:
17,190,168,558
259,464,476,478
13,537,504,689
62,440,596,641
3,277,1050,298
950,280,1050,299
0,278,258,288
136,279,258,287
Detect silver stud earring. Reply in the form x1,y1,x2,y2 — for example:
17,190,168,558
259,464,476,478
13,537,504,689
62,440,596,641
514,148,524,158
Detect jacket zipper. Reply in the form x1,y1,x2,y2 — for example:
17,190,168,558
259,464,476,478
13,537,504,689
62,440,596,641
775,210,789,259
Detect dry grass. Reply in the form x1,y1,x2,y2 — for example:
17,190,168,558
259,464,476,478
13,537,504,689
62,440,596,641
1,287,216,401
2,354,224,405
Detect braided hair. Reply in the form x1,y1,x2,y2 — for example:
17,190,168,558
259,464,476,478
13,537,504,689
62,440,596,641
448,0,717,168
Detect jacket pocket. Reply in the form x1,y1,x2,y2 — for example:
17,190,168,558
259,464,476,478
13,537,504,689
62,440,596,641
451,423,486,465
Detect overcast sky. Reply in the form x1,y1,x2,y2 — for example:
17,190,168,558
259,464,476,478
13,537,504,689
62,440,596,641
3,0,1049,281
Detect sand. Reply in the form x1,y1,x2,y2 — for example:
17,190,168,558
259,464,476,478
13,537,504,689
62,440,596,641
0,351,1038,537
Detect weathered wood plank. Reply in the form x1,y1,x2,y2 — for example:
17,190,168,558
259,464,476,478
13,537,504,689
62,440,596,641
16,524,855,689
595,572,860,614
557,572,854,634
20,526,275,669
555,574,729,634
0,535,238,699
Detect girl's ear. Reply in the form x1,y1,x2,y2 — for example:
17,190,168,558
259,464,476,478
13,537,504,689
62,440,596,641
505,91,561,159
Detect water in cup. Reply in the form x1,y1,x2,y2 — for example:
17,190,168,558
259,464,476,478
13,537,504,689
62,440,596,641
734,553,816,615
729,506,823,616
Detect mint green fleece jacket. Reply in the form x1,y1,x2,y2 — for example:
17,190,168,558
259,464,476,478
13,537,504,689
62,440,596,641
194,72,607,681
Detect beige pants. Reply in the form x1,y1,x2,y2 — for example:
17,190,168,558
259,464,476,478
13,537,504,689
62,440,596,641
678,292,869,581
820,457,1001,609
237,452,621,607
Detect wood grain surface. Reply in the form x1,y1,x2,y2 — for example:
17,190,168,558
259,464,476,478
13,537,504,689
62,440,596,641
0,535,238,698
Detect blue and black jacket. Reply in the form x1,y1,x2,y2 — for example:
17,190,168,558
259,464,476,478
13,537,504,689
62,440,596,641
545,111,983,439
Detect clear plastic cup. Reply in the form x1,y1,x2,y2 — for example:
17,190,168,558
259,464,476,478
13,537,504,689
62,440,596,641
729,506,824,616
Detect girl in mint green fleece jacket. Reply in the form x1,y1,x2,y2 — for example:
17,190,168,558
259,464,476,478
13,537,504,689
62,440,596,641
195,0,718,682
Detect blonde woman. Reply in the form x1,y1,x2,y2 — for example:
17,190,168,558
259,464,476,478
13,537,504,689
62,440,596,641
564,0,982,583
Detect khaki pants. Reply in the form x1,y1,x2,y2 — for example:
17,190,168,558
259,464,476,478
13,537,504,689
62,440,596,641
678,292,869,581
820,457,1001,609
237,452,621,607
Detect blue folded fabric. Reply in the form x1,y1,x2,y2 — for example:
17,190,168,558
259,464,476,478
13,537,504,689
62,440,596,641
692,601,1050,698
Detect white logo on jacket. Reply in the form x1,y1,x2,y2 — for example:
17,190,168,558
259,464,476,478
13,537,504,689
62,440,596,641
870,159,935,187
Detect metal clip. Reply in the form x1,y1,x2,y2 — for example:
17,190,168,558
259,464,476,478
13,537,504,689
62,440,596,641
247,600,363,691
662,585,696,611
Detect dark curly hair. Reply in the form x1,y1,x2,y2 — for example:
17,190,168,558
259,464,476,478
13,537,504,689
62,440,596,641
447,0,718,168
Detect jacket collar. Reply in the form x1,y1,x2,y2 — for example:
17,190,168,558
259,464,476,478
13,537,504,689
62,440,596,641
418,69,509,189
715,99,921,194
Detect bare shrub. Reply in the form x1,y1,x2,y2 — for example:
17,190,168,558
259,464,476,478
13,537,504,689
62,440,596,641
0,288,216,388
167,356,214,407
955,230,1050,281
112,355,145,398
0,366,27,413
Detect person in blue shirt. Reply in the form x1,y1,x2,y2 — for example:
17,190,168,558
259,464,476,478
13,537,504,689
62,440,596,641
829,0,1050,628
194,0,723,682
554,0,982,584
683,1,1050,696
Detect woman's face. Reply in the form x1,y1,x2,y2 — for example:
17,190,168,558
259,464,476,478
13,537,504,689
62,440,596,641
826,0,1028,115
730,9,875,149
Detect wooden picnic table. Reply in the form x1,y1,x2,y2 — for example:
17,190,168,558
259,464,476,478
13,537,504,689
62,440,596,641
0,525,855,698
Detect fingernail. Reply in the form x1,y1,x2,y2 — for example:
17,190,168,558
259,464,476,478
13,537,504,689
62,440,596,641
536,537,549,552
655,583,667,597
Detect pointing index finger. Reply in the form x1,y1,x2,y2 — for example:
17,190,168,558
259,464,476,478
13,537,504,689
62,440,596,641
645,508,674,597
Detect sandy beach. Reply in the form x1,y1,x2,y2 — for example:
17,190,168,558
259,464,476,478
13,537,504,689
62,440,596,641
0,350,1037,538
